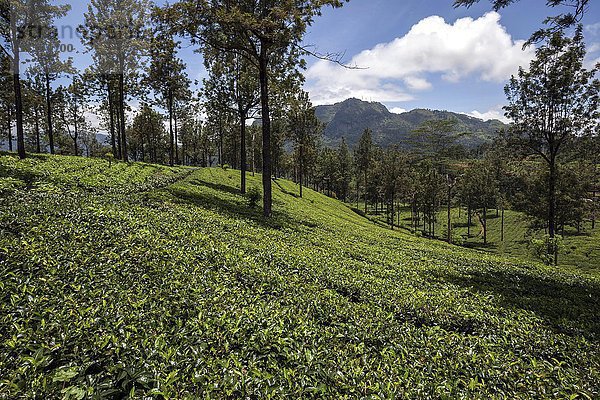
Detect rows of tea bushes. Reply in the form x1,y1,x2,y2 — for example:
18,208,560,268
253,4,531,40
1,154,598,398
0,154,190,195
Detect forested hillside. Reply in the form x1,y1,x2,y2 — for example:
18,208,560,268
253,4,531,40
314,98,506,148
0,154,598,398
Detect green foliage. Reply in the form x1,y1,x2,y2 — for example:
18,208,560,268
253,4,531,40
246,185,262,209
1,154,599,398
529,234,565,266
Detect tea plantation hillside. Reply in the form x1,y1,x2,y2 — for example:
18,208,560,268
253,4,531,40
1,154,599,398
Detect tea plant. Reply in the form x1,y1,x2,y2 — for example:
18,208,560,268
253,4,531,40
0,154,598,398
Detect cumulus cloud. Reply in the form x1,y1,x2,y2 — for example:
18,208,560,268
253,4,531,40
462,105,510,123
306,12,534,105
585,22,600,36
389,107,407,114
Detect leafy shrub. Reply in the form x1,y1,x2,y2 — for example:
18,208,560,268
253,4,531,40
246,186,261,208
103,152,115,167
452,231,465,245
529,234,564,265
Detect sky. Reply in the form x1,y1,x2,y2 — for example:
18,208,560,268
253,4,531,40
52,0,600,123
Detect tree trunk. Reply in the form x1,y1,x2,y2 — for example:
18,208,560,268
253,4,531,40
483,205,487,245
251,127,256,176
11,27,26,159
115,100,122,159
107,79,117,158
118,70,127,162
34,106,41,153
390,192,394,230
240,106,247,194
44,73,55,154
364,169,368,214
73,105,79,156
174,109,179,165
548,159,557,264
168,90,174,166
259,49,272,217
467,203,471,237
5,104,11,152
548,160,557,238
299,145,303,198
356,179,359,209
447,184,452,243
501,206,505,242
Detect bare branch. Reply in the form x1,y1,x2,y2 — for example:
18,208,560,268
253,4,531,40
0,42,13,61
296,44,366,70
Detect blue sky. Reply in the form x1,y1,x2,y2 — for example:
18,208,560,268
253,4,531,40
53,0,600,122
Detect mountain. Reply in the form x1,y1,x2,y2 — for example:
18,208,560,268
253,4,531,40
314,98,506,148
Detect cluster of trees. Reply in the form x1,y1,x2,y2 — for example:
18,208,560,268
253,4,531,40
272,28,599,266
1,0,349,218
1,0,597,234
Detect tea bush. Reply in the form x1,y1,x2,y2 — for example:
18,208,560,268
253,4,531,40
0,154,598,398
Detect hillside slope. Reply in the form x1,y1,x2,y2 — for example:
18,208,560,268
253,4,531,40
1,154,598,398
314,98,506,148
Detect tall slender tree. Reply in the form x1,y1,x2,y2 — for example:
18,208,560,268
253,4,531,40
147,11,191,166
79,0,150,162
166,0,347,217
504,27,599,260
57,76,86,156
0,53,13,151
288,91,321,198
355,128,373,213
28,25,73,154
0,0,70,158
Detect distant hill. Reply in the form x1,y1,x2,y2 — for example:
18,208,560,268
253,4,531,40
314,98,506,149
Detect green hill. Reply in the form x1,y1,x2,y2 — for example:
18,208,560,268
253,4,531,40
314,98,506,148
1,154,598,398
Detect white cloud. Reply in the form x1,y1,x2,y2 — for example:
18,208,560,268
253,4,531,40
585,42,600,70
462,105,509,123
389,107,407,114
585,22,600,36
306,12,534,105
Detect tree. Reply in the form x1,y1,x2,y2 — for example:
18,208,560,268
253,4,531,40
23,68,45,152
380,146,406,230
147,11,191,166
355,128,374,213
288,91,320,198
167,0,347,217
0,53,13,151
457,162,499,245
128,104,168,163
336,138,352,202
416,161,446,237
504,27,599,260
409,119,463,158
201,77,234,167
202,49,260,192
56,76,86,156
28,24,73,154
0,0,70,158
80,0,151,162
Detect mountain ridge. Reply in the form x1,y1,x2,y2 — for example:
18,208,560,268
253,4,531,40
314,98,506,148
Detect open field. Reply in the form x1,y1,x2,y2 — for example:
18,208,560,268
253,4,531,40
360,202,600,277
1,154,599,398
